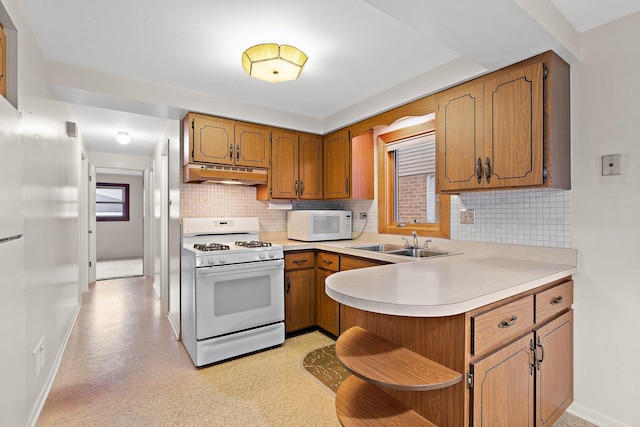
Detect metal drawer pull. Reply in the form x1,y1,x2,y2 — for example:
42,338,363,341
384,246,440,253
485,157,492,183
292,259,308,264
323,260,333,265
550,296,564,305
498,316,517,328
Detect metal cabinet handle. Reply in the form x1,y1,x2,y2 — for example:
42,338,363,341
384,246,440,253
550,296,564,305
498,315,517,328
476,158,483,184
236,144,240,161
299,180,304,195
294,180,299,196
323,259,333,265
292,259,308,265
229,144,233,159
485,157,492,183
536,336,544,370
345,178,349,193
285,277,290,293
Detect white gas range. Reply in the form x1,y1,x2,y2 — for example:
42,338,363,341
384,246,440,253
181,217,285,367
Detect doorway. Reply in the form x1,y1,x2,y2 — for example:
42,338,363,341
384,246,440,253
93,168,145,281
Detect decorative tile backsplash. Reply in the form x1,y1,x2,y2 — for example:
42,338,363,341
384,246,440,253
450,189,572,248
180,183,571,248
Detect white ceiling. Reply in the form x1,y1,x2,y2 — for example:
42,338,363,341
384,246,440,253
18,0,640,157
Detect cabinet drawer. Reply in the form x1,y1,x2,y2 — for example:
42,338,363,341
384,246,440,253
317,252,339,271
536,280,573,324
340,256,386,271
471,295,534,356
285,251,315,270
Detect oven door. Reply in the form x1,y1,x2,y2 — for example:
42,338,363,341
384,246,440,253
194,259,284,340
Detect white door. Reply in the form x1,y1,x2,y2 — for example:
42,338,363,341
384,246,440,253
88,163,97,283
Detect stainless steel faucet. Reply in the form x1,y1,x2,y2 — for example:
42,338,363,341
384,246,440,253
412,231,419,249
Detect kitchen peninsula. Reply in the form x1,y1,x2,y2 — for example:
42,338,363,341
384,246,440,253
270,236,576,426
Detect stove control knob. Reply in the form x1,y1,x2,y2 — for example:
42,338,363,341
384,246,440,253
259,252,266,260
208,257,216,265
268,252,275,259
219,256,226,264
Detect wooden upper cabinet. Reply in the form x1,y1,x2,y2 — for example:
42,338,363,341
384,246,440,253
436,81,484,192
323,129,374,200
269,131,322,200
183,112,270,169
436,51,570,193
324,129,351,199
234,122,270,168
185,113,234,166
0,23,6,99
483,60,544,189
271,129,299,199
298,133,323,199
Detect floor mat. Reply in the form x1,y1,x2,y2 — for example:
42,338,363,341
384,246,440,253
302,344,351,394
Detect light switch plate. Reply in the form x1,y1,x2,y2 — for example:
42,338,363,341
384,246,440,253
602,154,622,176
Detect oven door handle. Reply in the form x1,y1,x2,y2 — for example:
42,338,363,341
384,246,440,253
196,259,284,276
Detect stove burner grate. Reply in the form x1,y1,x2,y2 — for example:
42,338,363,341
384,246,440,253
193,243,230,251
235,240,272,248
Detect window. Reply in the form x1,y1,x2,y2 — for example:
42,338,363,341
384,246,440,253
96,183,130,221
376,115,450,238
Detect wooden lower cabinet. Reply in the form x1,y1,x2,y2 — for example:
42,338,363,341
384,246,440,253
535,310,574,426
284,251,315,333
471,334,535,426
285,269,315,333
316,268,339,336
338,277,574,427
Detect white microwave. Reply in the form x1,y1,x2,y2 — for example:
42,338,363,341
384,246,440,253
287,210,352,241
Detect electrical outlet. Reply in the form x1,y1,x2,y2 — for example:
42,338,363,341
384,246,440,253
460,209,475,224
359,212,368,219
602,154,622,176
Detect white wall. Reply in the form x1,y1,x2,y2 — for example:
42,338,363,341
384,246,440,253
570,12,640,427
95,173,144,260
0,0,83,425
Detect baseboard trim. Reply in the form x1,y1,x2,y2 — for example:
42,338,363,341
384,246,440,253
567,402,631,427
27,305,81,427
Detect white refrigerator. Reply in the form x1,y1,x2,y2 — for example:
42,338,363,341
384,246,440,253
0,99,26,426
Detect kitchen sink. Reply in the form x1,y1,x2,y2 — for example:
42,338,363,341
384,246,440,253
385,248,451,258
348,243,406,252
349,244,453,259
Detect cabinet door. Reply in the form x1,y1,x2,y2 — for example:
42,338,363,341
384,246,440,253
285,269,315,333
436,81,484,192
316,268,339,336
191,115,235,165
471,333,534,427
299,133,323,199
483,61,544,189
271,129,299,199
234,123,270,168
535,310,573,427
323,129,350,199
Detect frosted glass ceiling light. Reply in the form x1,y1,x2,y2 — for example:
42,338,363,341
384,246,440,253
116,131,131,145
242,43,308,83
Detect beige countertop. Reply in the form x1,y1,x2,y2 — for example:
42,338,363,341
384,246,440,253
262,233,577,317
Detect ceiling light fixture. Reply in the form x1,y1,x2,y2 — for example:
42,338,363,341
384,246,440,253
242,43,308,83
116,131,131,145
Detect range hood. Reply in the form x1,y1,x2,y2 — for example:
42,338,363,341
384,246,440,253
184,164,268,185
